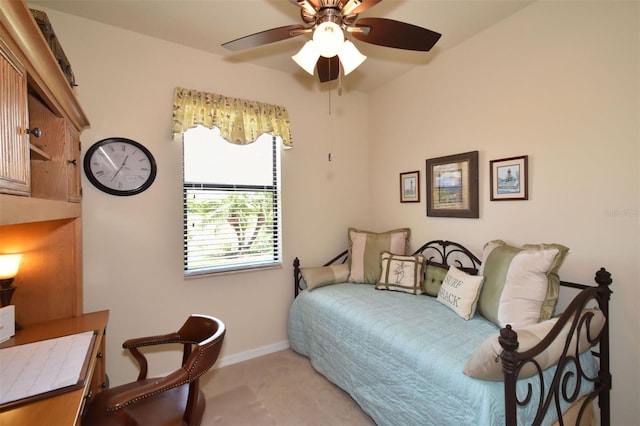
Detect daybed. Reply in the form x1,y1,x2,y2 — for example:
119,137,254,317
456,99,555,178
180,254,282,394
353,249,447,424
288,231,612,426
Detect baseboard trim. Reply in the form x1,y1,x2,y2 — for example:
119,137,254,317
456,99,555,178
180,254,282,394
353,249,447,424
218,340,290,367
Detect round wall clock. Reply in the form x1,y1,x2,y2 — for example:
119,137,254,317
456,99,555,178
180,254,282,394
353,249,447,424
84,137,157,196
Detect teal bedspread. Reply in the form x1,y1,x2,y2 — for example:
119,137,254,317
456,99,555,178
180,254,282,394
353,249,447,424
288,283,596,426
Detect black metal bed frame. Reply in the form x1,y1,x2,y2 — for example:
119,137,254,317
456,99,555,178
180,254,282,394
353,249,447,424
292,240,612,426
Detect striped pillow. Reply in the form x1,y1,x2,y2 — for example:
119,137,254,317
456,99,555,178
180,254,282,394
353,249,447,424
300,264,350,291
478,240,569,328
347,228,410,284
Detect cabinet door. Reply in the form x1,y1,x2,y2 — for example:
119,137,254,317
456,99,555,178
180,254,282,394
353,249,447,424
0,40,30,195
67,125,82,202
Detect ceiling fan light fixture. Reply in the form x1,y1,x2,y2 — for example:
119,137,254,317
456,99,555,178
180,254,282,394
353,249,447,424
292,40,320,75
338,40,367,75
313,21,344,58
341,0,362,16
296,0,317,17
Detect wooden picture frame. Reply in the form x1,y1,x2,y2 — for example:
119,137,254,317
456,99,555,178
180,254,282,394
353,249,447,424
400,171,420,203
490,155,528,201
426,151,479,218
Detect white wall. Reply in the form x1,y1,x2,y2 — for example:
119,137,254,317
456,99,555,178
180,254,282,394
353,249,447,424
41,9,371,386
369,2,639,424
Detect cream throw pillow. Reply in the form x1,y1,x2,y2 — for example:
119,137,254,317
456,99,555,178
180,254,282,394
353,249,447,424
347,228,410,284
300,264,350,291
436,266,485,320
376,252,426,295
478,240,569,328
464,308,606,381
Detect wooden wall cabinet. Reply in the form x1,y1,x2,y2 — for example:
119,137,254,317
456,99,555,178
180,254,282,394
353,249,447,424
28,93,83,202
0,0,89,216
0,37,30,196
0,0,90,325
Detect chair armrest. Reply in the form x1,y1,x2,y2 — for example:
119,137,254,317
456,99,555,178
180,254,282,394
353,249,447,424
106,369,189,412
123,332,182,381
122,332,182,349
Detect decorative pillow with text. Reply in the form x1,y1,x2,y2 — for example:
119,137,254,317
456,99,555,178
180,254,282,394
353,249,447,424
436,266,485,320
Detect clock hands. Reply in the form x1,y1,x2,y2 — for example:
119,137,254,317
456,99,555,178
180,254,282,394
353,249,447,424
110,154,130,182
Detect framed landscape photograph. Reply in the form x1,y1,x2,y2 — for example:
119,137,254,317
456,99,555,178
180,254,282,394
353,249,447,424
400,171,420,203
426,151,479,218
490,155,528,201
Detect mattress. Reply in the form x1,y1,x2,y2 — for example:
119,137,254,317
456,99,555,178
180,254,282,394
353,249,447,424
288,283,597,426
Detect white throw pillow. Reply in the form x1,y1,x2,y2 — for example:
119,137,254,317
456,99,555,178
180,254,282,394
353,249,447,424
464,308,606,381
436,266,485,320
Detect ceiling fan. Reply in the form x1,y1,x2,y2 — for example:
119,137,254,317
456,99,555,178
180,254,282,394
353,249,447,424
221,0,441,83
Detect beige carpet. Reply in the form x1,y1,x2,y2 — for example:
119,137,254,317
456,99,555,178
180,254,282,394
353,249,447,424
200,349,375,426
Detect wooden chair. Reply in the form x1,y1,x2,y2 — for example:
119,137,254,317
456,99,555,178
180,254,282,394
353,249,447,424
82,314,226,426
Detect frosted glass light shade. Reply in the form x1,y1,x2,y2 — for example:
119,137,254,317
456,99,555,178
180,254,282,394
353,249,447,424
292,41,320,75
0,254,22,280
313,21,344,58
338,40,367,75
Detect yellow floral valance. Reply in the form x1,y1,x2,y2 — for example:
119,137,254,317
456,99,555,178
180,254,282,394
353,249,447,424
172,87,292,148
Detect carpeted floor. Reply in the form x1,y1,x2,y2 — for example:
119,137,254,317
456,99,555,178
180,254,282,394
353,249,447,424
200,349,375,426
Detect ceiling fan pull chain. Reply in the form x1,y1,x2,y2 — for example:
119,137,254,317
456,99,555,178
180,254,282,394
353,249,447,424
328,83,333,162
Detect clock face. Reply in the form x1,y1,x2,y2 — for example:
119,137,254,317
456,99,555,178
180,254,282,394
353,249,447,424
84,138,157,196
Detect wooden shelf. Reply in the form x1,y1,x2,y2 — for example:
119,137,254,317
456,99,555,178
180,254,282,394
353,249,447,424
29,144,51,161
0,194,80,226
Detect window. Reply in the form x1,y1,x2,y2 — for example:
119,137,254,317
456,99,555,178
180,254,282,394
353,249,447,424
183,126,282,276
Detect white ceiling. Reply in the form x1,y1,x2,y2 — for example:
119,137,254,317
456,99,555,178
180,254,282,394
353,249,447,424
29,0,534,92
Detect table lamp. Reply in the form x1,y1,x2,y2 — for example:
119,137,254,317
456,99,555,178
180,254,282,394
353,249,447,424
0,254,22,307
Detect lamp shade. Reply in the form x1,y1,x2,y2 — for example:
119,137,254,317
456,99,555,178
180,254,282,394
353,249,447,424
338,40,367,75
313,21,344,58
0,254,22,280
292,41,320,75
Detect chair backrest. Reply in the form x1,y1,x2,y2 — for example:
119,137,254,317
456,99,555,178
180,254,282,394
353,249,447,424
178,314,226,380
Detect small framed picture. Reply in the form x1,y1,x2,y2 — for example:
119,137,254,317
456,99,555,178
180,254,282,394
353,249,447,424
426,151,479,218
490,155,528,201
400,171,420,203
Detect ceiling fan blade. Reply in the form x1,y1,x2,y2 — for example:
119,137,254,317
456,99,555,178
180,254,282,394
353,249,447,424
348,0,382,15
351,17,441,51
317,56,340,83
222,25,307,51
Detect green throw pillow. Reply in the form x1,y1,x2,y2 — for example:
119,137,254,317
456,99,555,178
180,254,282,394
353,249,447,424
423,261,449,296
